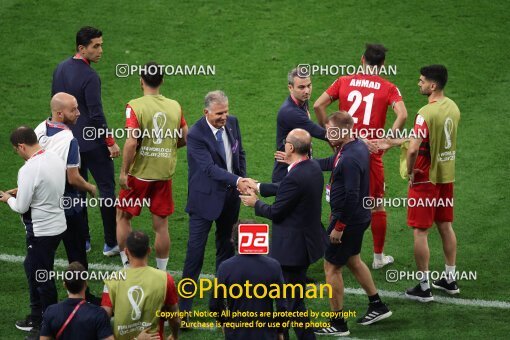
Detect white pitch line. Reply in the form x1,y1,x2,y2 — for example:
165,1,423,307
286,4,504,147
1,253,509,309
0,253,215,280
343,287,510,309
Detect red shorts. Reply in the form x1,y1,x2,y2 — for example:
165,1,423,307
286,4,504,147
118,175,174,217
407,182,454,229
369,154,385,198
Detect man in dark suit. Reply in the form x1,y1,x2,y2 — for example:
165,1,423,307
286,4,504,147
242,128,327,340
210,220,287,340
272,68,327,183
180,90,255,315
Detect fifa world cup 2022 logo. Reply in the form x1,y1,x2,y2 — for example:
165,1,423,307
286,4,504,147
152,112,167,145
444,117,453,150
127,285,145,321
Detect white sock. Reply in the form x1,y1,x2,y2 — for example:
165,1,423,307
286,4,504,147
374,253,383,261
156,257,169,271
419,271,430,290
120,251,129,267
445,264,456,283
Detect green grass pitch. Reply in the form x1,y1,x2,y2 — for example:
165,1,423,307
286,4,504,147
0,0,508,339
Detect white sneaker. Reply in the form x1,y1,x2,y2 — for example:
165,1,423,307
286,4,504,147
372,254,394,269
103,244,120,257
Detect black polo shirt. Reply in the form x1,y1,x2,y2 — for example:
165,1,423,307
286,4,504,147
40,298,113,339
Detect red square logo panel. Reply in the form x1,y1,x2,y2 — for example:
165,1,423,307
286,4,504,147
238,224,269,254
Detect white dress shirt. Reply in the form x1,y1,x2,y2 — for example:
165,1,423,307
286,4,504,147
7,150,67,237
206,119,233,173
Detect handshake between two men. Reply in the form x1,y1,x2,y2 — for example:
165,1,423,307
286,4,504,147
237,178,259,207
237,128,317,208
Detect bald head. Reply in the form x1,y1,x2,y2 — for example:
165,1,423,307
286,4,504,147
51,92,80,125
51,92,75,113
286,128,311,156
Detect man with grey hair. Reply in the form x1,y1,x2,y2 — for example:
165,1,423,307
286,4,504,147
180,90,254,318
272,68,328,183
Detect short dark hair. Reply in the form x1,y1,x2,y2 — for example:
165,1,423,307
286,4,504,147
327,111,354,129
363,44,387,66
141,61,164,88
288,67,309,85
10,126,38,146
126,231,150,259
420,64,448,90
76,26,102,50
64,262,87,294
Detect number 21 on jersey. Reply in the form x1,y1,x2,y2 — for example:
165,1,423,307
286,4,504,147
347,90,374,125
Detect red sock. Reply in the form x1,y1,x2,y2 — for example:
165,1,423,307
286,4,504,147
371,211,387,254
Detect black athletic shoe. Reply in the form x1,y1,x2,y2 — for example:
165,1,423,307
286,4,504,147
357,303,393,325
432,278,460,295
405,284,434,302
314,319,350,336
15,315,41,332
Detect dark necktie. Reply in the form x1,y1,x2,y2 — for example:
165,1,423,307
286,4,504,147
216,128,226,161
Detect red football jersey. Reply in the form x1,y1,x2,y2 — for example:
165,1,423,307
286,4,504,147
326,74,402,138
412,114,431,183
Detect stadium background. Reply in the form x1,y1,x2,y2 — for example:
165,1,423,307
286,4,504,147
0,0,508,338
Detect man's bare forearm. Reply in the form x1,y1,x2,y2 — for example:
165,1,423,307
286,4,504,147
391,101,408,132
391,115,407,132
406,139,421,175
313,92,333,127
314,106,328,127
67,168,95,194
389,138,408,147
121,139,137,175
177,125,188,148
